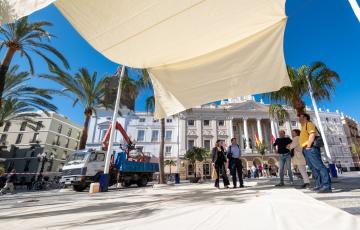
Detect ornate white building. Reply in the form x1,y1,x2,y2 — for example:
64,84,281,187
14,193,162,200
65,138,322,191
86,96,355,178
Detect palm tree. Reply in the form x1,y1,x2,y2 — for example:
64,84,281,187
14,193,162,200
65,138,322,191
4,65,57,113
0,17,69,107
40,67,108,149
184,147,208,180
0,98,41,129
266,62,340,116
145,95,166,184
165,159,176,175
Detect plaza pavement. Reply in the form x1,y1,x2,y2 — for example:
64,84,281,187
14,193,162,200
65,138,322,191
0,172,359,230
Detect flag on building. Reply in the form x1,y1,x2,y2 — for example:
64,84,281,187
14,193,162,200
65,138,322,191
255,134,261,147
271,134,276,144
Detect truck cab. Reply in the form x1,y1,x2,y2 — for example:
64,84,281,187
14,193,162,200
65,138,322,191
60,150,106,191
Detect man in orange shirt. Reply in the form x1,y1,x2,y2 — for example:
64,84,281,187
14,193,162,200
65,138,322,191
299,114,331,193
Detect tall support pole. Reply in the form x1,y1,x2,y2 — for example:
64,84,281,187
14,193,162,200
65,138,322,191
306,75,332,161
103,66,126,190
177,114,180,174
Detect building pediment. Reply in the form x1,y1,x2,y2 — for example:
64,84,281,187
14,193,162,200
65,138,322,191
227,100,269,112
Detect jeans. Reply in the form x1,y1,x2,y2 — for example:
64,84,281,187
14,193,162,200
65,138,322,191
230,158,243,187
215,163,230,187
303,147,331,190
279,152,293,183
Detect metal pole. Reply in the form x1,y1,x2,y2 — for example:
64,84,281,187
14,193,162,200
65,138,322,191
104,66,126,174
306,75,332,161
177,114,180,174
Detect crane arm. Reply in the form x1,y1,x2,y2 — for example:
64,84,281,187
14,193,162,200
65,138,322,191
101,121,133,151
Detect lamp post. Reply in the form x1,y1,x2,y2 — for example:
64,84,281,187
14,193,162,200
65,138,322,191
306,75,337,177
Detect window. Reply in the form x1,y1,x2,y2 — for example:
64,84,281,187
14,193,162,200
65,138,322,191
166,118,173,123
20,122,27,131
188,120,195,126
165,130,172,140
165,146,172,155
55,135,60,145
36,121,43,131
24,160,31,172
151,130,159,142
57,124,62,133
153,119,159,123
63,151,68,160
218,120,224,127
15,134,23,144
65,138,70,148
31,133,39,143
291,121,297,127
204,140,211,150
339,138,342,143
203,120,210,126
137,130,145,141
3,122,11,132
188,140,195,150
75,142,78,150
67,128,72,137
203,163,210,176
77,132,81,139
0,134,7,143
278,120,284,126
233,126,237,131
96,153,105,161
188,164,194,176
139,118,146,122
326,118,329,122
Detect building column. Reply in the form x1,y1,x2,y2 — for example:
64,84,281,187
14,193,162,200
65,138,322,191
274,119,279,137
229,119,234,139
257,119,263,143
243,118,250,152
270,120,276,141
285,120,292,137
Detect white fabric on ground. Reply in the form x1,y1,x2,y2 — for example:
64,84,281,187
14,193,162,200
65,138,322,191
2,0,290,118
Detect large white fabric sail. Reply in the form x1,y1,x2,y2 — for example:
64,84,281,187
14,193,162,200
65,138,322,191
1,0,290,118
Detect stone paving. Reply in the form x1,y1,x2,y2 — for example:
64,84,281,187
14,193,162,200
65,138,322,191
0,171,359,229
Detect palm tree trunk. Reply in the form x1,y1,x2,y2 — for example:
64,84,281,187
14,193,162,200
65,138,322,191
159,118,166,184
79,110,92,150
292,95,306,117
0,48,16,108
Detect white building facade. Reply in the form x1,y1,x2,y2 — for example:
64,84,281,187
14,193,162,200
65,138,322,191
86,97,355,177
0,112,82,182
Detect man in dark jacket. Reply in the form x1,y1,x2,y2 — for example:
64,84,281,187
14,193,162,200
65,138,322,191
228,138,244,188
0,169,17,195
273,130,293,186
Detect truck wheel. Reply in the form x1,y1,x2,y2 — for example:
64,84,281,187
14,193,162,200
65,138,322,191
137,177,148,187
73,183,87,192
122,181,131,188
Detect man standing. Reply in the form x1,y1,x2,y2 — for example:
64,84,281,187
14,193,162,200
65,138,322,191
273,130,294,186
228,138,244,188
299,114,331,193
0,169,17,195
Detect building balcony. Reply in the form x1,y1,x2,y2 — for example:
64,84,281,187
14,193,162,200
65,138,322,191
202,129,213,137
187,129,198,137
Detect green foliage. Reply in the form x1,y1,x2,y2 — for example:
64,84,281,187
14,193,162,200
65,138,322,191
4,65,57,113
269,104,288,120
40,67,108,115
165,159,176,167
0,98,41,129
264,62,340,115
0,17,69,73
184,147,208,164
256,143,267,155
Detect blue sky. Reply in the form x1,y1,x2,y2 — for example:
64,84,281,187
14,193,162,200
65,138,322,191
2,0,360,125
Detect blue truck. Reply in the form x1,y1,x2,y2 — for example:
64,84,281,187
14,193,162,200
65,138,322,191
61,150,159,191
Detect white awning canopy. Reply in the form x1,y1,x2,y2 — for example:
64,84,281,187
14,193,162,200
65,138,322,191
1,0,290,118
